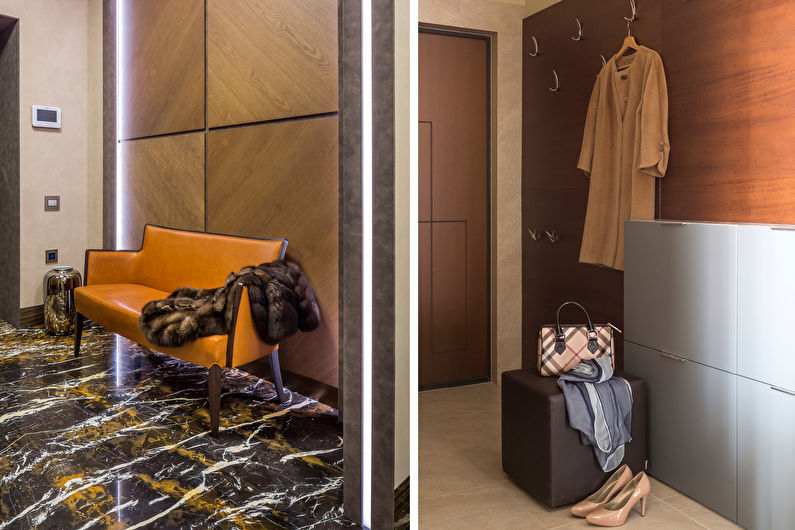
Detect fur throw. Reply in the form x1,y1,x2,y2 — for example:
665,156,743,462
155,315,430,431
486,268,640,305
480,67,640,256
138,260,320,347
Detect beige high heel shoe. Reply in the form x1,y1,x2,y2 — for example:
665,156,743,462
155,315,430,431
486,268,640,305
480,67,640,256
585,471,651,527
570,464,633,517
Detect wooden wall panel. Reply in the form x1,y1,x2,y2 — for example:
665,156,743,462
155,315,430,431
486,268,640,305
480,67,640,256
522,0,660,371
207,0,338,127
206,117,338,388
119,133,205,250
659,0,795,224
119,0,204,139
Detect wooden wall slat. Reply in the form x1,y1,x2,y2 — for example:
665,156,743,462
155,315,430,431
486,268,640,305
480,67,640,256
119,134,205,250
207,0,339,127
120,0,204,139
206,117,339,388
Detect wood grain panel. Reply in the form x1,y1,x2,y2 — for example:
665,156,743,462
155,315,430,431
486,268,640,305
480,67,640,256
119,133,205,250
207,0,338,127
431,222,467,353
119,0,204,139
207,117,338,388
659,0,795,224
419,121,432,222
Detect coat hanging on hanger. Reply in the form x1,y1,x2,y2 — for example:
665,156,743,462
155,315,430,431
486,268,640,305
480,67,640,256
577,46,669,270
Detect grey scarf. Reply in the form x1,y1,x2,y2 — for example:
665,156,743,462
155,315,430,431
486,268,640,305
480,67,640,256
557,357,633,472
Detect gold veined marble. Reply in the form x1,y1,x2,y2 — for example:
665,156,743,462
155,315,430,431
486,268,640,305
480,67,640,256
0,321,351,529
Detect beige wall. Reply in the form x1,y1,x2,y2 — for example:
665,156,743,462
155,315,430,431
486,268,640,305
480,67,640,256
419,0,525,381
524,0,561,17
0,0,103,309
395,0,413,489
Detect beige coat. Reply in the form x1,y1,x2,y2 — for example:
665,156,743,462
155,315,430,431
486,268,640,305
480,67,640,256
578,46,669,270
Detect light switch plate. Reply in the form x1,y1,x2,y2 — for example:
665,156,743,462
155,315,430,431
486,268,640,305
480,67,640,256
45,249,58,264
44,195,60,212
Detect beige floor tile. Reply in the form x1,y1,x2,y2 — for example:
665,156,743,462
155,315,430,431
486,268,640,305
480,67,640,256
419,485,546,529
647,475,681,500
420,446,506,500
663,494,741,529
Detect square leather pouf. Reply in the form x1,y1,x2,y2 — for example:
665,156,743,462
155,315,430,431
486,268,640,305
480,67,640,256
501,369,647,508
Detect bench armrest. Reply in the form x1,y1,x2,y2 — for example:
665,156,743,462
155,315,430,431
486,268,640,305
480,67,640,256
84,249,140,285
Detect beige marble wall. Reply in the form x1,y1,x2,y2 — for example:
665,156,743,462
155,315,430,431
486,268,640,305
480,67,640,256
419,0,526,382
524,0,562,17
0,0,103,309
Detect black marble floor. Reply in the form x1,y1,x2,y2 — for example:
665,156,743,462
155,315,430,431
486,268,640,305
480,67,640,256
0,321,354,529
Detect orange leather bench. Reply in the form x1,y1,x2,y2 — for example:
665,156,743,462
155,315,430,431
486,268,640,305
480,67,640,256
74,225,288,435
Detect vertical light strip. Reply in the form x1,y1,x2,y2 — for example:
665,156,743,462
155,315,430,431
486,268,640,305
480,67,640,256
115,0,124,250
361,0,373,527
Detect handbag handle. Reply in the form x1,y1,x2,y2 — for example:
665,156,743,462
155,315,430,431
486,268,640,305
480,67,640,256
554,301,599,354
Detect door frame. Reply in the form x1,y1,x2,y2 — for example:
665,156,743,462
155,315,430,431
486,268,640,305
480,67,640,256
418,24,497,390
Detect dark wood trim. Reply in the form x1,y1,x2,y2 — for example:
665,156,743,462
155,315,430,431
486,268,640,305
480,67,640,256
371,0,397,527
102,0,117,250
339,0,363,524
19,305,44,328
0,19,20,328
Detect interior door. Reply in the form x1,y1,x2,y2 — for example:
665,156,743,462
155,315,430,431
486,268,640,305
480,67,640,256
419,29,490,388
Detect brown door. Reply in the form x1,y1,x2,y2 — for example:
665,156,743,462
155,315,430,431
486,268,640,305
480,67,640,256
419,29,490,388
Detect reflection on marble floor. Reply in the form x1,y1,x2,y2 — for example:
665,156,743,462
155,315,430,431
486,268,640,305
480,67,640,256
0,321,353,529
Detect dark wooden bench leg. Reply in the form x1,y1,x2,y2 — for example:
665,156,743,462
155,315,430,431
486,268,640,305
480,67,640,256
269,349,287,404
208,364,222,436
74,313,84,356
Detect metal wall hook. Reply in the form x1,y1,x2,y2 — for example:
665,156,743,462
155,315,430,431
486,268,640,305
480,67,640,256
549,70,559,92
545,229,560,243
528,228,542,241
528,35,539,56
624,0,637,22
601,54,607,67
571,18,583,41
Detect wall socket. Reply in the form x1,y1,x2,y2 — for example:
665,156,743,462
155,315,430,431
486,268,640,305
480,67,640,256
45,249,58,264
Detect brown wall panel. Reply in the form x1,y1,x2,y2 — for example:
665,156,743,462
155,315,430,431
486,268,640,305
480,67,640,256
119,133,205,250
207,0,338,127
119,0,204,139
659,0,795,224
206,117,339,388
419,121,431,222
430,221,467,354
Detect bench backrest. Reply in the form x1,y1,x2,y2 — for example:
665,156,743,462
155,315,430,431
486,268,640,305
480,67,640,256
134,225,287,293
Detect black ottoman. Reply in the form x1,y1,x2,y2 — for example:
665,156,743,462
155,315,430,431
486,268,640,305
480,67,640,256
501,369,647,508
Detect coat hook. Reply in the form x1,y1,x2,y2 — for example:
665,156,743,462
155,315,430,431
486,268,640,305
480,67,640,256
528,228,542,241
549,70,559,92
545,229,560,243
528,35,539,56
625,0,637,22
571,18,583,41
600,54,607,66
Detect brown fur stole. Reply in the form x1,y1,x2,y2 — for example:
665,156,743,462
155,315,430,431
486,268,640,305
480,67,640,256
138,260,320,347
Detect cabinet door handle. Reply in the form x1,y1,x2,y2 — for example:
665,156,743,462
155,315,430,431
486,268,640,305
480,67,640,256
770,385,795,397
771,227,795,232
659,351,685,363
659,221,686,227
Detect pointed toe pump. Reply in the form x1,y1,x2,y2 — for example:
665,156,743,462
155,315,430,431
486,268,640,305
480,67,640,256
570,464,633,518
585,471,651,527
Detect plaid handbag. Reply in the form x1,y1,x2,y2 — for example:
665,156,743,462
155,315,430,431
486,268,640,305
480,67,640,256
537,301,616,376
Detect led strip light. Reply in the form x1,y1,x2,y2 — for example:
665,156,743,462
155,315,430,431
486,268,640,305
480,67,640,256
361,0,373,526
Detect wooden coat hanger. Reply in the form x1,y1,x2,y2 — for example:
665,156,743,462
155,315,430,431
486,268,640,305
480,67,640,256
615,0,640,59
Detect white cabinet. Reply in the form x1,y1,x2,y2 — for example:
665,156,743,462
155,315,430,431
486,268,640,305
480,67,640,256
624,221,737,372
738,377,795,530
625,220,795,530
737,225,795,391
624,342,737,521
